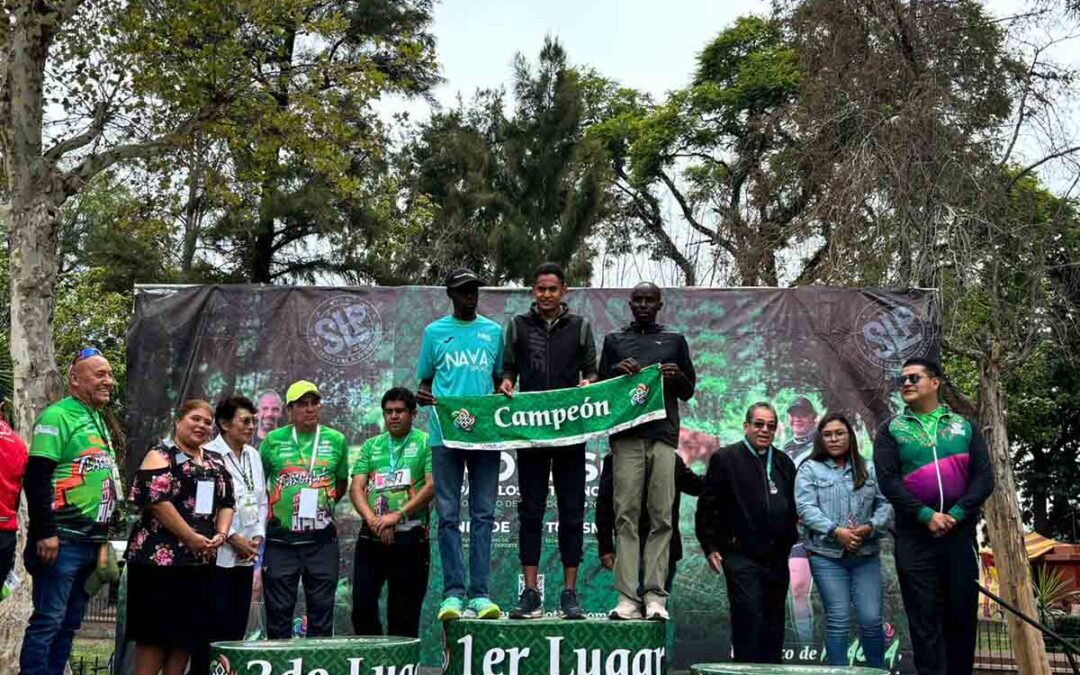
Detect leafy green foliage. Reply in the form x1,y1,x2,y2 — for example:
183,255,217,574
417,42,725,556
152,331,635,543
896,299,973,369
392,38,612,285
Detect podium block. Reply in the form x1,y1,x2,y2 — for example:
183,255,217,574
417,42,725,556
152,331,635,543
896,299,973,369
690,665,885,675
444,619,667,675
210,636,421,675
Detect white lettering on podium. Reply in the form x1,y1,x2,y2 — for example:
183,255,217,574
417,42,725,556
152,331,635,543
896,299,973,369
247,661,272,675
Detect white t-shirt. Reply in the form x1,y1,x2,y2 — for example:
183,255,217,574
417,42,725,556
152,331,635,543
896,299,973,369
205,435,268,568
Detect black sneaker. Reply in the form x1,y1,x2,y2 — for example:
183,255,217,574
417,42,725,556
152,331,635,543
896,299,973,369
559,588,585,620
509,587,543,619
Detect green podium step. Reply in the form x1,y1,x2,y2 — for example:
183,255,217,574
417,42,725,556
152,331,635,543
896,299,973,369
210,636,421,675
690,665,885,675
443,619,667,675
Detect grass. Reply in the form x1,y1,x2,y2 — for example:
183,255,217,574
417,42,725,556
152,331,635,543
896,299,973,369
70,637,114,665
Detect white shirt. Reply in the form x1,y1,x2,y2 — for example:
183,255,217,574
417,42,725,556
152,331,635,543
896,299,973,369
205,435,268,568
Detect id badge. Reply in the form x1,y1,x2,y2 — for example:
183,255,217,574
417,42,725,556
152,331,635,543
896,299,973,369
298,488,319,519
195,480,215,515
240,495,259,526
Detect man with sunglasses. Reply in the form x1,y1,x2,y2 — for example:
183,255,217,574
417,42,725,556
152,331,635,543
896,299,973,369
696,402,798,663
874,358,994,675
22,348,122,675
599,282,696,621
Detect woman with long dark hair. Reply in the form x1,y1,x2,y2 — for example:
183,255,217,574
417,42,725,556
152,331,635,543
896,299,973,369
794,413,892,668
125,400,235,675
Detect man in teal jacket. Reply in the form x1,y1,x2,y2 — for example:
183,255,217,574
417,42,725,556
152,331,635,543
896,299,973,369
873,357,994,675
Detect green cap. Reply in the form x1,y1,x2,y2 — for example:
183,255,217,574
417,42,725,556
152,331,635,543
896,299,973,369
285,380,321,405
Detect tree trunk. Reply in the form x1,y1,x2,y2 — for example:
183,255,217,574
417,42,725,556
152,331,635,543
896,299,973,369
979,344,1051,675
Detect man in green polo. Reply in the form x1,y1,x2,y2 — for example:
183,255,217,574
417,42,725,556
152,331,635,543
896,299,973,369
350,387,434,637
260,380,349,638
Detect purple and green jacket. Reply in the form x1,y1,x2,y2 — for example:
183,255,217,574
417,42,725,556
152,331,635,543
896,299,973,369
872,405,994,532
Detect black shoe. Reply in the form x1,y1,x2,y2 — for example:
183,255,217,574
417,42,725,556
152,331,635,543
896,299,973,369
559,588,585,620
509,587,543,619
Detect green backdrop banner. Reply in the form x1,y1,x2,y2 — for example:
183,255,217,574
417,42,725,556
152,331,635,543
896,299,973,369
434,366,667,450
444,619,666,675
125,285,940,673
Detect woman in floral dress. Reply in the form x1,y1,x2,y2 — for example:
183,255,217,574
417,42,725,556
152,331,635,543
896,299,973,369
126,400,235,675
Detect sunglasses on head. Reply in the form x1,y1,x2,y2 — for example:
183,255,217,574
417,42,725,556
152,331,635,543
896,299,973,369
73,347,102,364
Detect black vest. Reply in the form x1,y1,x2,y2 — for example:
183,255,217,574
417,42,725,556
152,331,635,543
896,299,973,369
508,311,590,392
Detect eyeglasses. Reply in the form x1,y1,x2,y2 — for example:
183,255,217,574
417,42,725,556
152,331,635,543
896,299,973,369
750,420,778,431
235,416,256,427
898,373,924,386
73,347,102,364
821,431,849,440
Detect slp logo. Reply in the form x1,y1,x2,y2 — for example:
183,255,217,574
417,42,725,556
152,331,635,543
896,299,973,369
452,409,476,432
854,301,935,370
306,295,383,366
630,384,650,406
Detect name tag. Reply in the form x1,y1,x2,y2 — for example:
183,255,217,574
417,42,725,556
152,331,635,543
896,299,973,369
298,488,319,519
239,495,259,526
195,481,215,515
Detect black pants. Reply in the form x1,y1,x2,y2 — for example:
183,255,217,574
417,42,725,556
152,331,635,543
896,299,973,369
263,538,339,639
517,445,585,568
0,531,15,582
722,552,789,664
213,565,255,641
351,530,430,637
895,525,979,675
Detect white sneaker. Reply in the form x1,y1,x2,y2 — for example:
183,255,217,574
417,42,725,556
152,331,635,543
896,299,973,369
608,595,643,620
645,599,669,621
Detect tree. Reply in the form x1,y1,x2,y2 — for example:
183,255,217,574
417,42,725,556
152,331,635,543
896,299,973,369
397,38,611,285
588,16,817,286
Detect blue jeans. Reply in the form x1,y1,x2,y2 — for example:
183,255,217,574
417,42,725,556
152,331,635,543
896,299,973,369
21,540,100,675
432,446,500,600
809,554,886,669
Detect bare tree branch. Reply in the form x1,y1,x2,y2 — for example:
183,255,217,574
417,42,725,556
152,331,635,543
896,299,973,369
1005,145,1080,192
43,102,108,162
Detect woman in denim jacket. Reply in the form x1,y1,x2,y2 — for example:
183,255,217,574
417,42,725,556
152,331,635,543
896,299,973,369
795,412,892,668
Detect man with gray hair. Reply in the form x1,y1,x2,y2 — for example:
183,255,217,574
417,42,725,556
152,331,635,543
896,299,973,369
696,402,798,664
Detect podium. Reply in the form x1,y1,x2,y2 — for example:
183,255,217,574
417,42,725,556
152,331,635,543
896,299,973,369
209,636,421,675
444,619,667,675
690,665,886,675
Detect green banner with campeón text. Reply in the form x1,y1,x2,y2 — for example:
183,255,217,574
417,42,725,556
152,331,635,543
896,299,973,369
434,365,667,450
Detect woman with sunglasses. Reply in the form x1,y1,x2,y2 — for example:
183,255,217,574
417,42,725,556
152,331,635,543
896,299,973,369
205,397,267,642
125,400,235,675
794,413,892,668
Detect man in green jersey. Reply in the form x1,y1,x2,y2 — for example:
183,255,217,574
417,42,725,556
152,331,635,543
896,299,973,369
350,387,434,637
260,380,349,638
22,348,122,675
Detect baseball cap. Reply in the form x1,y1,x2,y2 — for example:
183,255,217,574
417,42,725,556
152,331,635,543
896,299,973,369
445,268,484,289
787,396,816,416
285,380,321,405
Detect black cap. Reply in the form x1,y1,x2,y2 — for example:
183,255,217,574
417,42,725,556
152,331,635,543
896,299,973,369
787,396,816,416
445,268,483,289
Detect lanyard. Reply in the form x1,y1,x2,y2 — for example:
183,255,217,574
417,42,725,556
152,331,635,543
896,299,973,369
387,430,411,475
743,438,776,496
227,448,255,493
293,425,322,481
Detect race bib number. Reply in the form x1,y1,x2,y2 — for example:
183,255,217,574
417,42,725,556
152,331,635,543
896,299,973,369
374,468,411,491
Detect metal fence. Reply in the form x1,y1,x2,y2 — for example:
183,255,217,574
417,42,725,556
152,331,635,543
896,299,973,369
975,585,1080,675
82,580,119,624
69,655,111,675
